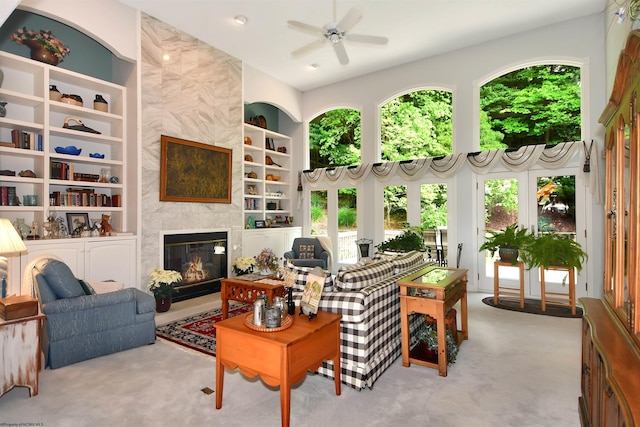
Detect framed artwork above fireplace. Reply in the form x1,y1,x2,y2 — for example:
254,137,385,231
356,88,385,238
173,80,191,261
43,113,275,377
160,135,232,203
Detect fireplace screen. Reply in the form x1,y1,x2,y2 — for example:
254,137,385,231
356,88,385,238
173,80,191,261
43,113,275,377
163,231,227,300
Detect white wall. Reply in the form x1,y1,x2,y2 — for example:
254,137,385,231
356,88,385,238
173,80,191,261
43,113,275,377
298,13,607,295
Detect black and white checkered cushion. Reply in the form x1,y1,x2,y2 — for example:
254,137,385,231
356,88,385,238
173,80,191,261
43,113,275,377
335,260,394,291
287,265,334,292
390,251,425,274
293,260,435,390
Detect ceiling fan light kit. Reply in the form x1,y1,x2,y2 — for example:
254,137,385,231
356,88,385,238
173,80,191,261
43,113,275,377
288,1,388,65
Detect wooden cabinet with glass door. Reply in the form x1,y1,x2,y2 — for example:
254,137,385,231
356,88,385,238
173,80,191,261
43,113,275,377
578,29,640,427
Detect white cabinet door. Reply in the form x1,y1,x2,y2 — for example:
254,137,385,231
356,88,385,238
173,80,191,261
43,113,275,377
23,241,85,278
85,239,137,288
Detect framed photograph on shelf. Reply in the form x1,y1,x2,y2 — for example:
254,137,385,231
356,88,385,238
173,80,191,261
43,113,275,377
255,220,266,228
66,213,89,234
160,135,232,203
246,184,257,195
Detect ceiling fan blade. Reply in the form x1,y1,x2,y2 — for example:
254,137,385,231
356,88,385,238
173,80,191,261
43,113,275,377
336,7,363,33
287,20,324,36
333,41,349,65
345,33,389,45
291,39,326,58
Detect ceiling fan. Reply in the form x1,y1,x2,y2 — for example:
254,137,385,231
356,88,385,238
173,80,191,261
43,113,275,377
287,0,389,65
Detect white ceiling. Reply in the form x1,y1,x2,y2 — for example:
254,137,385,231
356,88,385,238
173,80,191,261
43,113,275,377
118,0,607,92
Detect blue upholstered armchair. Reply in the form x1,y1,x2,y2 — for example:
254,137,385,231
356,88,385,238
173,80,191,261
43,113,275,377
283,237,330,269
24,256,156,369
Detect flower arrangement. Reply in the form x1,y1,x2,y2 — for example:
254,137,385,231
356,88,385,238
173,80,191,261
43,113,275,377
254,248,281,273
10,27,71,61
148,269,182,299
231,257,256,275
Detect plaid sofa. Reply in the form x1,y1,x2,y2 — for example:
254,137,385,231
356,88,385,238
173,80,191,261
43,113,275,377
290,251,433,390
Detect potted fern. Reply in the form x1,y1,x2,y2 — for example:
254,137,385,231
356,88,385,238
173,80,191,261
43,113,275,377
520,231,587,274
415,322,459,366
376,226,426,253
478,223,533,264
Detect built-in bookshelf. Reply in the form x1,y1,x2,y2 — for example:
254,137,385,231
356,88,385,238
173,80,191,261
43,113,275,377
242,123,292,228
0,50,126,235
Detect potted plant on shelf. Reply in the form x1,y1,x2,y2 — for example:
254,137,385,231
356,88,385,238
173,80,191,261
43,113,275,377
10,27,70,65
375,225,426,253
255,248,281,275
148,269,182,312
415,321,459,366
520,231,587,282
478,223,533,264
231,257,256,276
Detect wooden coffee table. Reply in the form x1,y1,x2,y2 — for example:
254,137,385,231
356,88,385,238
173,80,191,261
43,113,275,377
220,276,286,319
215,310,342,427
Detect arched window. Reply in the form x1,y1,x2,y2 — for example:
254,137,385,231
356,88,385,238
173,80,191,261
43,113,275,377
479,64,581,151
309,108,361,169
380,89,453,161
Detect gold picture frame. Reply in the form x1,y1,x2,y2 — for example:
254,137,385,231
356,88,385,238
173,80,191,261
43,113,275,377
160,135,232,203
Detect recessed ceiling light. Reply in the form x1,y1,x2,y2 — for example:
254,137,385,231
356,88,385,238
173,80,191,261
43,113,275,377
234,15,248,25
308,63,319,70
163,54,170,61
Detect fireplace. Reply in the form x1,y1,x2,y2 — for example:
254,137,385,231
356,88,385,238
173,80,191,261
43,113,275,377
163,230,228,302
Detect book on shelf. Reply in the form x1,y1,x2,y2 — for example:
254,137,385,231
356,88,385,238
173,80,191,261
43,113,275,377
10,130,42,151
0,186,17,206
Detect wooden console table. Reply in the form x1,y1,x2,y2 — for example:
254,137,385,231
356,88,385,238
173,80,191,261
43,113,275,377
398,265,468,376
0,312,45,397
220,276,286,319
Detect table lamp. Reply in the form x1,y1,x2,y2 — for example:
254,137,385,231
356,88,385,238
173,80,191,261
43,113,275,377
0,218,27,298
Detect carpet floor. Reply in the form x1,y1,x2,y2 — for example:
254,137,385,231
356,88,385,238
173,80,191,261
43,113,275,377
482,296,583,318
155,303,252,357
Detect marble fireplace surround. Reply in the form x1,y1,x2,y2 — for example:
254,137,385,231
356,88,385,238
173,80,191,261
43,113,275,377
139,13,244,288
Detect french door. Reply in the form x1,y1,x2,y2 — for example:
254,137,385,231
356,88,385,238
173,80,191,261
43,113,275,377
477,168,587,300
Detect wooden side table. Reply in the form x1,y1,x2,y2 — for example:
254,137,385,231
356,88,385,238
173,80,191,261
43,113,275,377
398,266,468,377
220,276,286,319
215,310,342,427
0,313,46,397
493,260,525,309
540,265,576,315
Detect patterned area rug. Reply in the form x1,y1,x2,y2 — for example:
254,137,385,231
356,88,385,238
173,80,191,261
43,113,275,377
482,296,582,318
156,303,252,357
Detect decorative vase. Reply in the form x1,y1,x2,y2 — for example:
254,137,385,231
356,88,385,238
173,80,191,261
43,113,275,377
94,94,108,112
260,268,272,276
49,85,62,101
155,297,172,312
24,40,59,66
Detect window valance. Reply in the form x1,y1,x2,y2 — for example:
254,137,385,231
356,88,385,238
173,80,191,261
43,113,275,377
302,140,602,203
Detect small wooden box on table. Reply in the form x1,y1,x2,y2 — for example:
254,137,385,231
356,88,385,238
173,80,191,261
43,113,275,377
493,260,525,309
398,265,468,377
0,296,45,398
220,275,286,319
214,310,342,427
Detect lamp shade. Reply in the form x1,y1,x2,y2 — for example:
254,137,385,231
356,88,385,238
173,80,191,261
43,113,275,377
0,218,27,255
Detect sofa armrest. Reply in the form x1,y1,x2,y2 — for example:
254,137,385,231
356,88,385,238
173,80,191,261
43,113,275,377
42,288,137,315
283,250,295,259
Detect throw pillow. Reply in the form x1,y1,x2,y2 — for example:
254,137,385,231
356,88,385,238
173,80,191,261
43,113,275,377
287,265,334,292
335,260,394,291
39,260,86,299
79,280,97,295
299,244,315,259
